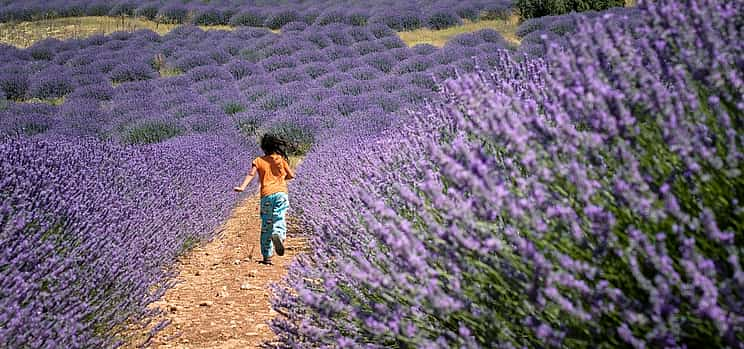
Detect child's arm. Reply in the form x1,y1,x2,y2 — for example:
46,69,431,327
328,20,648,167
284,159,295,180
234,164,257,192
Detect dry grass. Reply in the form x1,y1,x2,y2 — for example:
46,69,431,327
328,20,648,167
397,15,521,47
1,14,520,49
24,97,66,105
0,16,235,47
159,66,183,78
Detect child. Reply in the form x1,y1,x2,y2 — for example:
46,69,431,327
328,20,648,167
234,134,295,265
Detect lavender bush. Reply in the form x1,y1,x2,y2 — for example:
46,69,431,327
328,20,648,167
515,7,641,57
273,0,744,348
134,3,158,20
0,64,30,100
110,61,157,83
191,7,233,26
28,66,74,99
1,133,251,348
156,4,188,24
425,9,463,30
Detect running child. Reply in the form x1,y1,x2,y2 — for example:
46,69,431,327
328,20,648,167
234,134,295,265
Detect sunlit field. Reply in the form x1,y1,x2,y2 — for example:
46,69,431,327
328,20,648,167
0,15,519,49
1,0,741,348
399,16,520,47
0,16,235,47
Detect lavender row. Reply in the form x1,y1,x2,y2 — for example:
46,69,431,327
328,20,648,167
276,0,744,347
0,0,514,30
515,6,643,57
1,132,254,348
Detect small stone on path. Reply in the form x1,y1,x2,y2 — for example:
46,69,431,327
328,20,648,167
199,301,213,307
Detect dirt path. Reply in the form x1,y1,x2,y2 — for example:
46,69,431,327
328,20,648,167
129,194,306,348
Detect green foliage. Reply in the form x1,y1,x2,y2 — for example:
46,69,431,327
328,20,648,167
9,121,49,136
515,0,625,19
258,93,292,112
347,13,368,26
0,94,7,111
238,48,262,63
122,120,182,145
265,10,300,30
178,235,200,255
134,5,158,20
222,101,245,115
235,113,260,139
230,10,266,27
426,11,462,30
192,9,232,26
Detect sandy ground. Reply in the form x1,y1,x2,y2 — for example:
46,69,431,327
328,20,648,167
127,194,306,349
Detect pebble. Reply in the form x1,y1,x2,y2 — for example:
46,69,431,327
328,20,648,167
240,283,253,290
199,301,213,307
248,269,258,277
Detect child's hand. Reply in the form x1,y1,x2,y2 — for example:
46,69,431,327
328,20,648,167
233,186,244,192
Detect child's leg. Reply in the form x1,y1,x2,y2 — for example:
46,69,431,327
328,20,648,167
259,195,274,259
271,192,290,242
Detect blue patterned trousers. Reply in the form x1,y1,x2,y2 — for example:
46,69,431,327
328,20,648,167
260,192,289,258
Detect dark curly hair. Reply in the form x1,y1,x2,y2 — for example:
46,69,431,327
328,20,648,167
260,133,289,160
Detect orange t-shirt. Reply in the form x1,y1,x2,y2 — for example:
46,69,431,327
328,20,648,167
252,154,292,197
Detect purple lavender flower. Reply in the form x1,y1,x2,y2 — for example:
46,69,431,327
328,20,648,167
271,1,744,348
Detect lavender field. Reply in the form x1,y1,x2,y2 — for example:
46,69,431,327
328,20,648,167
0,0,514,30
1,0,743,348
